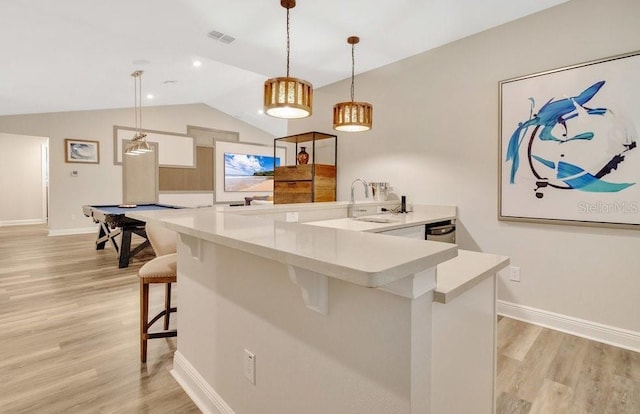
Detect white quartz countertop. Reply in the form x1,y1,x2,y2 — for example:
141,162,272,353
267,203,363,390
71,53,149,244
303,205,456,233
127,206,458,289
434,250,509,303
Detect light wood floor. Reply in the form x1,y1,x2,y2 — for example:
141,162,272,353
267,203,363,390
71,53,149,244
1,225,638,413
0,224,199,413
497,316,640,413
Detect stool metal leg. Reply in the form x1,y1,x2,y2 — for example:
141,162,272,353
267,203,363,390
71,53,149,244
164,283,172,330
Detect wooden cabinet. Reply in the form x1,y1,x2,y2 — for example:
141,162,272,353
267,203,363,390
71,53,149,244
273,132,337,204
274,181,313,204
274,164,336,204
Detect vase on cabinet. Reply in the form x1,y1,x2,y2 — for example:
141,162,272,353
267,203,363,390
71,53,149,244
297,147,309,164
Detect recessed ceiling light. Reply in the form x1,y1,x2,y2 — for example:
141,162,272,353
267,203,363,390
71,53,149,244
257,109,264,115
146,94,154,99
193,60,202,67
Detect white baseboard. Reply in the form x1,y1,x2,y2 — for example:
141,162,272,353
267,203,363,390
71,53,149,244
171,351,235,414
48,227,96,236
0,218,47,227
498,300,640,353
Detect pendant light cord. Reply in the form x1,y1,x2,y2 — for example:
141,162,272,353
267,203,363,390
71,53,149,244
132,71,144,140
286,6,291,77
134,74,138,137
138,74,142,138
350,42,355,102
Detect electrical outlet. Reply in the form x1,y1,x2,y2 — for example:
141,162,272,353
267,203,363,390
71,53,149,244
286,211,299,222
244,349,256,385
509,266,521,282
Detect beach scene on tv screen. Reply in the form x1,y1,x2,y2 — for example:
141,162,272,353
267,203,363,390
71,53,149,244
224,152,280,192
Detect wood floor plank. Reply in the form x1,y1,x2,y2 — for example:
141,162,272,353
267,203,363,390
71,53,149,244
615,343,640,382
527,378,574,414
496,353,522,396
497,317,543,361
496,391,532,414
571,340,620,413
546,333,590,389
508,327,565,402
603,374,640,414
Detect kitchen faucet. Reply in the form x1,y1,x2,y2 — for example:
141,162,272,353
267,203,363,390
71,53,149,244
349,178,370,217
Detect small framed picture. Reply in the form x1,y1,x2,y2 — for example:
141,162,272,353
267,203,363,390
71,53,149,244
65,139,100,164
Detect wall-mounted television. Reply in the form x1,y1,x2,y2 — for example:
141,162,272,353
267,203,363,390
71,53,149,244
214,140,287,203
224,152,281,192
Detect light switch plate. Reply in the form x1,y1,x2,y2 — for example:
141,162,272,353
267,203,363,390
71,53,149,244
509,266,521,282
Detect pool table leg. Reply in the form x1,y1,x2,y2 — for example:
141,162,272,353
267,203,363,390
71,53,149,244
96,224,108,250
118,226,150,268
119,228,133,268
96,223,120,253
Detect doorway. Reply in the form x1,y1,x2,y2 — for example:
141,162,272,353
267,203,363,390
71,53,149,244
0,133,50,226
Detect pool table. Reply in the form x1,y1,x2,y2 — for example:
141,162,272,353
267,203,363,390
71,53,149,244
82,203,183,268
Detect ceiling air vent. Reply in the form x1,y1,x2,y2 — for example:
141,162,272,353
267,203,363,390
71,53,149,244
208,30,235,44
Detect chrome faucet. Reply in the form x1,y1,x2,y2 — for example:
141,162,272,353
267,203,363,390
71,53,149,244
349,178,370,217
350,178,370,203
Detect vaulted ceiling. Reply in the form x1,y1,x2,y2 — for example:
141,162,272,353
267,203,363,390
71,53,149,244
0,0,567,136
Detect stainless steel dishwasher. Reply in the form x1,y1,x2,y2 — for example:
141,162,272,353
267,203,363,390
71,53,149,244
425,220,456,243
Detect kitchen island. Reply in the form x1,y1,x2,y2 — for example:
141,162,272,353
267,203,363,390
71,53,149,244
128,202,508,414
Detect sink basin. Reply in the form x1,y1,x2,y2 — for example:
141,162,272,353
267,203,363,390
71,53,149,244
353,215,400,223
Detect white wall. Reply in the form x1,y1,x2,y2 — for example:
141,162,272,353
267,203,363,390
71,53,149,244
0,133,48,225
289,0,640,333
0,103,273,233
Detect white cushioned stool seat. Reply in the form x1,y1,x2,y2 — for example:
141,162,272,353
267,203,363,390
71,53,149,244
139,253,177,278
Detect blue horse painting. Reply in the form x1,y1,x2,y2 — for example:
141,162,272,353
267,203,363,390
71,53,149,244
505,81,637,199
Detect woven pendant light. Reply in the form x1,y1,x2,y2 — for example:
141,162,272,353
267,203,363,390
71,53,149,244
333,36,372,132
264,0,313,119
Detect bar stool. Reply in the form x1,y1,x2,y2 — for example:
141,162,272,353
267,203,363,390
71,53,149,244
139,223,177,363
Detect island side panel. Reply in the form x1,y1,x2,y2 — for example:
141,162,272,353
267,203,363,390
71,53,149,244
174,236,433,414
431,275,497,414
